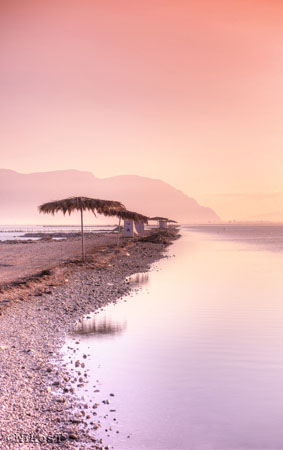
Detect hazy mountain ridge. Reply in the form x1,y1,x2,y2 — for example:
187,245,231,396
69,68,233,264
0,169,220,224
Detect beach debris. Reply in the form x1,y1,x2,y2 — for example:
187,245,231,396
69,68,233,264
139,228,180,245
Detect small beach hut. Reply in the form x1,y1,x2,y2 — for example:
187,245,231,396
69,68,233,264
39,196,125,261
135,221,145,235
104,208,148,244
150,216,169,228
124,219,136,237
150,216,177,228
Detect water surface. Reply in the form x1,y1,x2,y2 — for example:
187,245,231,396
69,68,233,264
64,226,283,449
0,225,116,241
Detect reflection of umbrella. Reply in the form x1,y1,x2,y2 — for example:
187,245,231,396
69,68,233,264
74,316,127,336
39,196,125,261
105,208,148,245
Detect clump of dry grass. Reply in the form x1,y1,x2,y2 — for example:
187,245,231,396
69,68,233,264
139,227,180,245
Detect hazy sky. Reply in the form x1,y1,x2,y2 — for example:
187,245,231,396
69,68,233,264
1,0,283,219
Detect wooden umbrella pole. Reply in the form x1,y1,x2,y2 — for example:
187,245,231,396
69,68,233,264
117,216,121,247
80,207,85,262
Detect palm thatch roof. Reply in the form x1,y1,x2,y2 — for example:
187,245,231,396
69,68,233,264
150,216,169,221
150,216,177,223
39,196,125,216
104,208,148,223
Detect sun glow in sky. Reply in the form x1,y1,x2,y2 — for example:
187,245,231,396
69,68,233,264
1,0,283,219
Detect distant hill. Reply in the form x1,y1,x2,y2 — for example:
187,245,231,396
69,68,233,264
0,169,220,224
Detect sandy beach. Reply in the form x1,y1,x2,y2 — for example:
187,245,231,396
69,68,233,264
0,233,121,286
0,229,179,449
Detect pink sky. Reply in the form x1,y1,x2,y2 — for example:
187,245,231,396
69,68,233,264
1,0,283,219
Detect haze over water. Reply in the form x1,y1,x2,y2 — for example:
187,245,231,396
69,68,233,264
65,226,283,449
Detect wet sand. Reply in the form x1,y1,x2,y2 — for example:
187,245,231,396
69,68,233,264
0,229,179,449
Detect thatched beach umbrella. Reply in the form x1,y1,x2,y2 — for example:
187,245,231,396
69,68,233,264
150,216,169,221
39,196,125,261
149,216,169,227
105,208,148,245
149,216,177,228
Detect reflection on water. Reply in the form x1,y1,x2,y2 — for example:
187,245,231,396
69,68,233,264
64,226,283,450
128,272,149,286
74,314,127,336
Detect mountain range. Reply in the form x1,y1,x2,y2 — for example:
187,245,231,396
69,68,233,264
0,169,220,224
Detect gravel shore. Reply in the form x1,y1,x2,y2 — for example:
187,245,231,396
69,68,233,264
0,229,179,449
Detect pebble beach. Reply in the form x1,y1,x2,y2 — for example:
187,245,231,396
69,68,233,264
0,229,179,449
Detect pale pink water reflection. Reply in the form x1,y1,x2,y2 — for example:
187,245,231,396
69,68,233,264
64,227,283,449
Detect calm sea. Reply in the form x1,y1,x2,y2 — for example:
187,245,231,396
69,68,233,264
63,225,283,449
0,225,116,241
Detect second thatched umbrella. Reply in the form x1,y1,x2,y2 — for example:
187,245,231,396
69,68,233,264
149,216,168,228
39,196,125,261
150,216,177,227
104,208,149,245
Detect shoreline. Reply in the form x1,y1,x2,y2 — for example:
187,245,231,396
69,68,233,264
0,228,179,449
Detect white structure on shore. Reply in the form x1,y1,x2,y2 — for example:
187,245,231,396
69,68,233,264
135,221,145,235
123,220,145,236
150,216,177,229
124,220,138,237
159,220,167,228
